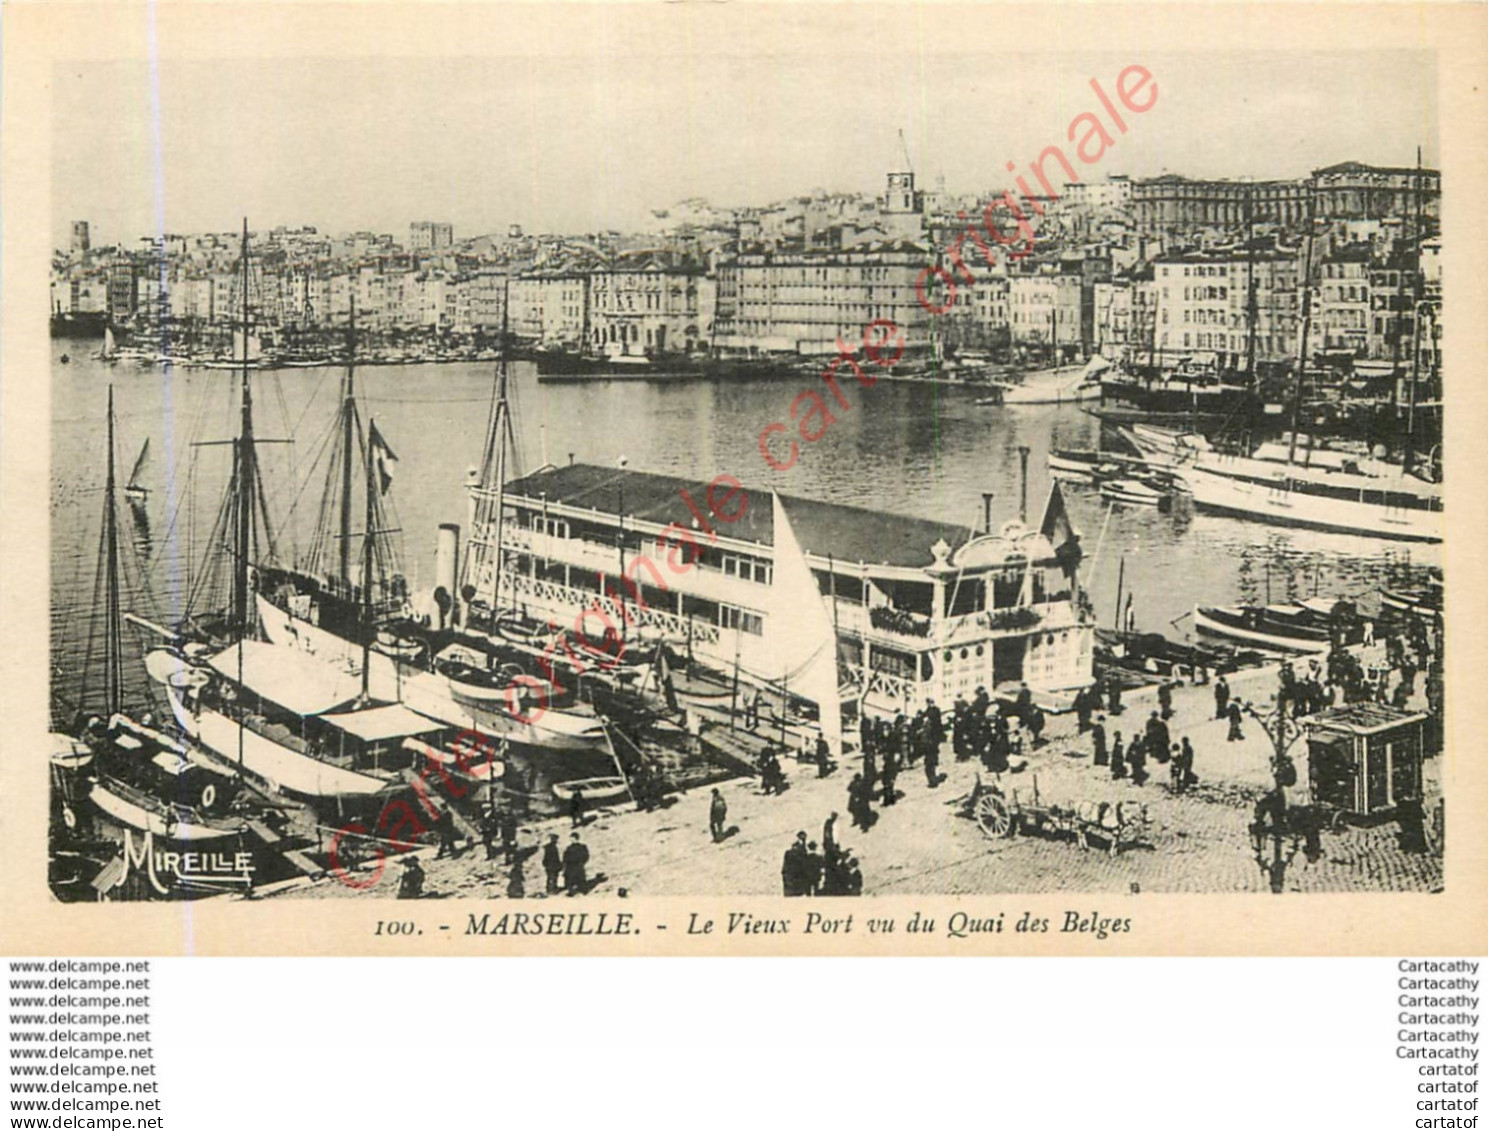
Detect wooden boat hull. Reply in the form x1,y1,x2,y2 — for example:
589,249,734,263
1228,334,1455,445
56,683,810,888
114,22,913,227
1099,479,1164,506
1181,466,1443,544
1193,606,1332,654
163,683,394,799
257,595,607,753
89,778,245,842
551,777,629,805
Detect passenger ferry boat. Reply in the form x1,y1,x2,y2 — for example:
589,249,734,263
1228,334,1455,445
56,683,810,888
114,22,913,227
475,463,1097,717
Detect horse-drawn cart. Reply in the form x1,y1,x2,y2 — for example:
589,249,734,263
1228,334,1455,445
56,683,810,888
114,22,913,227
963,773,1150,857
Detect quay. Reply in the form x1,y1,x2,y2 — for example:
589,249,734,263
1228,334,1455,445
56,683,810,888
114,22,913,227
280,651,1441,900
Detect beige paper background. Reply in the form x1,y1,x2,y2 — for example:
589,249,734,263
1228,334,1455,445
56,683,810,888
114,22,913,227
2,1,1485,956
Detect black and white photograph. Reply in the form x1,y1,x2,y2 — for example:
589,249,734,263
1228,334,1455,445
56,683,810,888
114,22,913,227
40,22,1450,910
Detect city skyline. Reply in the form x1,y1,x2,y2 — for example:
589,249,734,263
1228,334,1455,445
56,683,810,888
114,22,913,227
54,44,1436,251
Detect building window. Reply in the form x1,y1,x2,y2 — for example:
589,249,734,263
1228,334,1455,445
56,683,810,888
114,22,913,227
718,604,764,636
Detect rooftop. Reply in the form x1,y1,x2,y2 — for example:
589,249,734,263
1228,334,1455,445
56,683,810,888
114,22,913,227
503,463,1063,571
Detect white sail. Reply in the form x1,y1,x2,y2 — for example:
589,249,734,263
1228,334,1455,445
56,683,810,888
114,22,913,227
767,493,843,759
104,326,117,357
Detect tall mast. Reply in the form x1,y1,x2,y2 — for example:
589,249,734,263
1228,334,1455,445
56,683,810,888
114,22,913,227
490,357,509,614
340,298,357,588
1287,186,1318,467
362,413,376,702
104,386,123,718
234,219,255,634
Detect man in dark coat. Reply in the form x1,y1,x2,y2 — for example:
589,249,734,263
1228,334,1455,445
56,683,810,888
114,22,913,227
1015,683,1033,725
709,788,728,842
1157,680,1174,720
782,832,810,896
1027,705,1046,747
1146,712,1170,764
1107,676,1123,716
397,856,425,899
562,832,590,895
925,699,945,749
1092,715,1108,766
847,774,874,831
1075,687,1093,733
1227,701,1245,742
542,833,562,895
569,786,586,828
434,807,461,859
1128,734,1148,786
923,728,940,788
499,807,519,864
953,698,970,761
816,734,834,778
1214,675,1230,720
881,747,899,806
1110,733,1127,780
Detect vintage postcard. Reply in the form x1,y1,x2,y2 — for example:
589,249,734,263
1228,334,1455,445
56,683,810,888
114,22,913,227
2,2,1485,955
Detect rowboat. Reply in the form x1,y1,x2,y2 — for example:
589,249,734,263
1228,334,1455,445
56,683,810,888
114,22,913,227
1099,478,1165,506
1193,601,1360,654
551,776,630,805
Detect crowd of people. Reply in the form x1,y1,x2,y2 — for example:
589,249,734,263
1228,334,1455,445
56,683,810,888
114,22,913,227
780,815,863,896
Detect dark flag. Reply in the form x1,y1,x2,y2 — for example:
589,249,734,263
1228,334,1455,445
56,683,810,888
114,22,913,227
369,420,398,496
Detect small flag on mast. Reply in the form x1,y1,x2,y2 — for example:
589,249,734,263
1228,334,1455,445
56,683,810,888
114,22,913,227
369,420,398,496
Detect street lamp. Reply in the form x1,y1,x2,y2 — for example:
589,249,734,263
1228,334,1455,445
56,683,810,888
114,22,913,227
1239,695,1318,894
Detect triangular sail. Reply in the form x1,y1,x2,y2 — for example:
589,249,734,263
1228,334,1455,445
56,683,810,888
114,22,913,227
127,439,151,491
767,493,842,758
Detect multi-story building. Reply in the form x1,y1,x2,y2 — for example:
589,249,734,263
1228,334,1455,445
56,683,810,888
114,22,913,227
712,240,932,355
1317,244,1372,355
508,266,590,346
1008,273,1057,353
589,250,708,356
409,221,454,252
479,464,1093,714
1153,250,1300,368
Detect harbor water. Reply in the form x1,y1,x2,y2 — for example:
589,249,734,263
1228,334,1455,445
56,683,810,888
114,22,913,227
49,342,1435,724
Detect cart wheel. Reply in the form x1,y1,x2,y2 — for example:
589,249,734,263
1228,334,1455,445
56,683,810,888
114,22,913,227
976,793,1013,839
1329,809,1350,834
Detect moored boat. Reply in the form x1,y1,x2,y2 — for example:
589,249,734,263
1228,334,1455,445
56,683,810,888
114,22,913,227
551,776,630,806
1193,599,1364,654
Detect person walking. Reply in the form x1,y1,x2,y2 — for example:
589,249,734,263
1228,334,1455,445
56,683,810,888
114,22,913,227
804,841,825,896
1107,676,1123,716
847,774,874,831
542,833,562,895
1214,675,1230,721
1227,700,1245,742
1128,734,1148,786
1092,715,1108,766
434,807,461,860
562,832,590,896
880,747,899,806
923,730,940,788
499,806,519,864
397,856,425,899
479,806,499,861
506,855,526,900
1110,733,1127,780
816,734,834,778
1146,712,1170,764
782,832,809,896
1158,680,1174,720
569,785,586,829
709,788,728,843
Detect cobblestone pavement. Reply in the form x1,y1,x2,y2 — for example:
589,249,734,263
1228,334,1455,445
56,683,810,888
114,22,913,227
284,666,1443,900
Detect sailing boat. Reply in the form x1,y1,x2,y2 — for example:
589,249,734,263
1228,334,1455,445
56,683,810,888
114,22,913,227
1154,209,1443,544
252,307,608,753
92,325,119,363
140,227,423,802
53,387,245,874
123,438,151,551
762,493,844,759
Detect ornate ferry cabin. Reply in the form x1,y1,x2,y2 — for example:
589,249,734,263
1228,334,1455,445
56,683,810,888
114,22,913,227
464,464,1095,714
